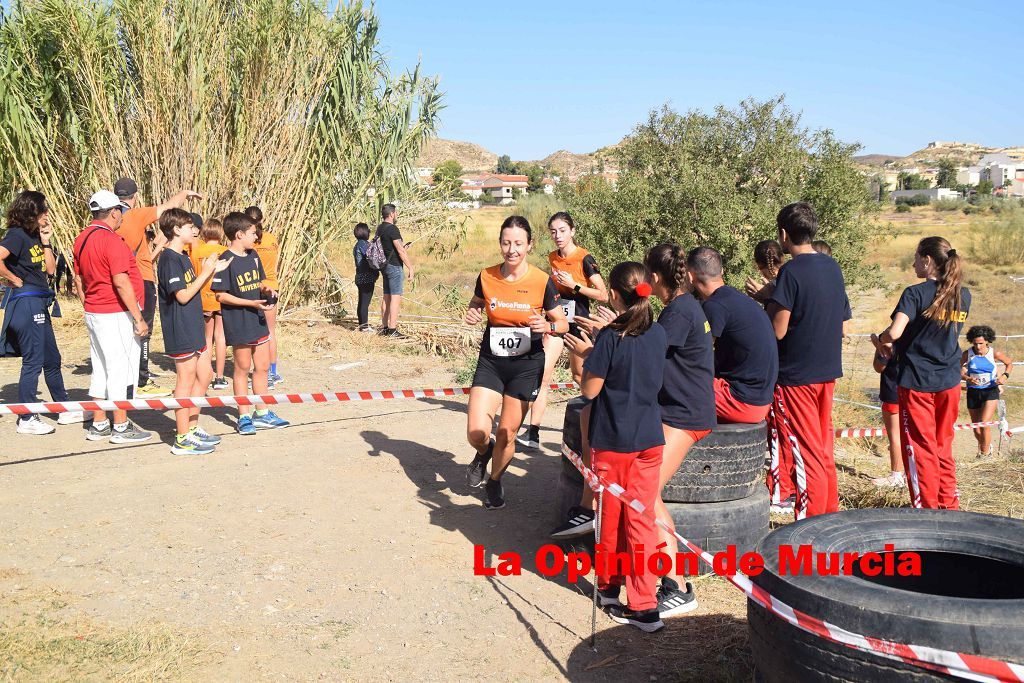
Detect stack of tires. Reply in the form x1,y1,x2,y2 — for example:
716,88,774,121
555,397,770,571
749,509,1024,681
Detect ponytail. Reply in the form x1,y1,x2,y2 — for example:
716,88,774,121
754,239,783,279
607,262,654,337
644,242,686,300
918,236,964,326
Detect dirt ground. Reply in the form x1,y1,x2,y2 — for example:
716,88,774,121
0,319,756,682
3,206,1024,681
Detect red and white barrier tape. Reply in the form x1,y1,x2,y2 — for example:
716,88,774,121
560,443,1024,682
835,420,1003,440
0,383,580,416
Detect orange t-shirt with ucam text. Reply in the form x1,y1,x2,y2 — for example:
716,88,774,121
253,231,279,290
189,241,226,312
116,206,158,283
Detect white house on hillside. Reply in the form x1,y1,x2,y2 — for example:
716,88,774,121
892,188,962,201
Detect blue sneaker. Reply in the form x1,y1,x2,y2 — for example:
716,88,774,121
270,372,283,385
252,411,289,430
191,426,222,446
237,415,256,436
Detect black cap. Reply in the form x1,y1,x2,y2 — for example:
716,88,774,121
114,177,138,198
190,212,204,229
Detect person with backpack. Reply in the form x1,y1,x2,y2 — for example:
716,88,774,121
352,222,378,332
373,203,414,338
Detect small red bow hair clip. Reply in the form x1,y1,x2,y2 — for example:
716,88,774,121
634,282,652,298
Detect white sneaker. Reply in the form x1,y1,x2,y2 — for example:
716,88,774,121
57,410,86,425
872,471,907,488
16,416,56,435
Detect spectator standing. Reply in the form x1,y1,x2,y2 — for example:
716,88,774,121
376,203,414,338
72,190,152,444
352,222,378,332
0,190,84,433
113,176,202,397
765,202,851,519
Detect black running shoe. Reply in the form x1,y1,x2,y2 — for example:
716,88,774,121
484,478,505,510
608,605,664,633
467,438,494,488
657,577,698,618
550,505,595,538
516,425,541,449
598,586,621,608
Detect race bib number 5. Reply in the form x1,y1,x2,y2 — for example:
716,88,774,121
489,327,532,357
560,299,576,323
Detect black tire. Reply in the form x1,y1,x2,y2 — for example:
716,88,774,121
749,509,1024,682
665,487,770,575
560,397,587,485
661,421,767,504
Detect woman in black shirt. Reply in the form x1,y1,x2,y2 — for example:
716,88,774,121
0,191,82,433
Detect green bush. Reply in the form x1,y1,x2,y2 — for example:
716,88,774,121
933,199,964,212
895,194,931,207
895,204,912,213
962,204,983,215
559,97,880,287
970,206,1024,266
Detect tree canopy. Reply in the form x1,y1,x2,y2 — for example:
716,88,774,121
558,97,879,285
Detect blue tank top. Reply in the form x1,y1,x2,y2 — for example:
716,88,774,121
966,348,997,390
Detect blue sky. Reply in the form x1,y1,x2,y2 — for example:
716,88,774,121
375,0,1023,160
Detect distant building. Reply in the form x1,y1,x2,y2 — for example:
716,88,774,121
956,167,981,186
892,188,962,201
455,174,529,205
542,178,556,195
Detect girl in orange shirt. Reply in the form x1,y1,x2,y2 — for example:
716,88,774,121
246,206,282,387
189,218,229,389
464,216,568,510
518,211,607,451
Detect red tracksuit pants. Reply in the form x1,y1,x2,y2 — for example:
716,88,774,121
771,382,838,519
898,385,960,510
592,446,662,612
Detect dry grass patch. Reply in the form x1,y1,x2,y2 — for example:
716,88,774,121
0,587,207,682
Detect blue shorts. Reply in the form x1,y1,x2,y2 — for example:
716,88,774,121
382,264,404,295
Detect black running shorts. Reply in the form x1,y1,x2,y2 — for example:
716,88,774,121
966,386,999,410
472,352,545,401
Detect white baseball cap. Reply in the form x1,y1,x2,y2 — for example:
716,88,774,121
88,190,125,212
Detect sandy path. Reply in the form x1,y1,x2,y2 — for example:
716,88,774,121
0,336,751,681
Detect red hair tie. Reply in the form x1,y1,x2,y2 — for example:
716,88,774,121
634,282,652,298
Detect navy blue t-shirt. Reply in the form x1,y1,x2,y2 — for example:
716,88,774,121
702,285,778,406
0,227,48,290
892,280,971,392
769,252,851,386
157,250,206,355
657,293,716,431
210,249,269,346
584,323,668,452
878,354,899,405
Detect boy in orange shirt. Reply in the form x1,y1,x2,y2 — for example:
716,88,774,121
245,206,282,387
189,217,229,390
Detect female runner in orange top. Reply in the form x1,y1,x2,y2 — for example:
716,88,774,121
464,215,568,510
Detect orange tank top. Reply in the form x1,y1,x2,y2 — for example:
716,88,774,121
478,263,552,327
548,246,593,297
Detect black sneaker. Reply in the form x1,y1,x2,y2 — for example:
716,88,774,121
657,577,699,618
608,605,664,633
516,425,541,449
484,478,505,510
550,505,595,538
467,438,494,488
598,586,621,608
386,328,408,339
377,327,392,336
